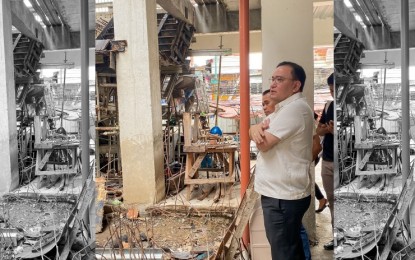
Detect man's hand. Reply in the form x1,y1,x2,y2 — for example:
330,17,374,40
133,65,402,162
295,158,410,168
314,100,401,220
250,118,270,143
327,120,334,134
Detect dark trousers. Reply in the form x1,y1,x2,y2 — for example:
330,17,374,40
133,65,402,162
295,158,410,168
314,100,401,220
261,195,311,260
315,184,324,200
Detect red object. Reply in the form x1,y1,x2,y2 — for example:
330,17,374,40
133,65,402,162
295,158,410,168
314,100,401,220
239,0,250,246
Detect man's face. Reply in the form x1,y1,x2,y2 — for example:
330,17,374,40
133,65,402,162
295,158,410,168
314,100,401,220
329,84,334,98
262,93,276,116
269,65,301,103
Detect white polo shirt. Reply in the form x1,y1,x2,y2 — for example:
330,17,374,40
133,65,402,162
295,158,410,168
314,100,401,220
255,93,314,200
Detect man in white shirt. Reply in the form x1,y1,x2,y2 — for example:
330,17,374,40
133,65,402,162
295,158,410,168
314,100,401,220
250,61,314,260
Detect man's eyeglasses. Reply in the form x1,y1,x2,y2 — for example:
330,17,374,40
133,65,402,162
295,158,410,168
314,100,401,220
269,76,296,84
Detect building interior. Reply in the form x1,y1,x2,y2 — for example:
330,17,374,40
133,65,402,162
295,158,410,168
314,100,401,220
1,0,414,259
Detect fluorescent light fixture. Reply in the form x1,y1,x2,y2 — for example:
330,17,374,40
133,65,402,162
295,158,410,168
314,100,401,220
23,0,32,8
96,7,109,13
344,0,352,8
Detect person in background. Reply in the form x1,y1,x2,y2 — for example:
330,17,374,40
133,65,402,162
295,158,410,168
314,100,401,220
316,73,334,250
250,61,314,259
313,112,328,213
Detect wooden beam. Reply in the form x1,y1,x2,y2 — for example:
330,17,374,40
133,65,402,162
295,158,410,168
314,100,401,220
35,168,78,176
355,169,397,175
60,175,95,259
358,150,373,170
10,0,46,46
183,112,192,146
188,153,206,178
184,177,234,185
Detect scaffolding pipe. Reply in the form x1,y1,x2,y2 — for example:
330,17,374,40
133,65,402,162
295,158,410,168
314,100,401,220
60,52,67,128
401,0,410,184
81,0,89,183
239,0,250,245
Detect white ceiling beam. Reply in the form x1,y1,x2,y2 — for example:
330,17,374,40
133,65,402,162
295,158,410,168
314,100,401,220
157,0,195,25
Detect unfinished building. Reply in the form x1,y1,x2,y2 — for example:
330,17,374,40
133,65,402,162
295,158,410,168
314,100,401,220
93,0,334,259
334,0,415,258
0,0,95,259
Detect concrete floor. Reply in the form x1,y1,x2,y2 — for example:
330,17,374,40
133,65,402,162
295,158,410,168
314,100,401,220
160,161,335,259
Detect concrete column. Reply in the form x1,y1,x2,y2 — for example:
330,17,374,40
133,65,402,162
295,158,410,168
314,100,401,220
113,0,165,204
261,0,316,240
0,0,19,195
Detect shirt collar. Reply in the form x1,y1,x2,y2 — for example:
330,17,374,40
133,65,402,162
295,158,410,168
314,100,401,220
275,92,304,110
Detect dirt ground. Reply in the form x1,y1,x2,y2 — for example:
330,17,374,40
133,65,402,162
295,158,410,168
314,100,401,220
334,196,395,258
96,210,232,258
0,197,73,235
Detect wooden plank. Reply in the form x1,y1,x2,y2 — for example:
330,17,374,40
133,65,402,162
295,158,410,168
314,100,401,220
188,153,206,178
34,116,42,145
35,168,78,176
37,150,52,170
354,116,362,144
183,145,206,153
216,174,256,258
206,146,238,152
184,177,234,185
99,83,117,88
95,177,106,233
60,175,95,259
355,142,400,149
193,114,200,141
355,169,397,176
183,112,192,146
226,188,259,259
396,179,415,221
34,142,80,150
185,153,194,200
197,184,215,200
96,126,119,131
358,150,373,170
97,72,117,77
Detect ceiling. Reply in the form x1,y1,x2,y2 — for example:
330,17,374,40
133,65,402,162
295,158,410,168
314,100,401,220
345,0,415,32
25,0,95,31
375,0,415,31
190,0,331,14
335,0,415,50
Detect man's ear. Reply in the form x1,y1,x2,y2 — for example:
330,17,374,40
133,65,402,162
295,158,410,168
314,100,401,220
293,80,301,93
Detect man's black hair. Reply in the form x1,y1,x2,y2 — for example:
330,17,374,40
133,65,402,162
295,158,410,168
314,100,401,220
327,73,334,85
262,89,270,95
276,61,306,92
